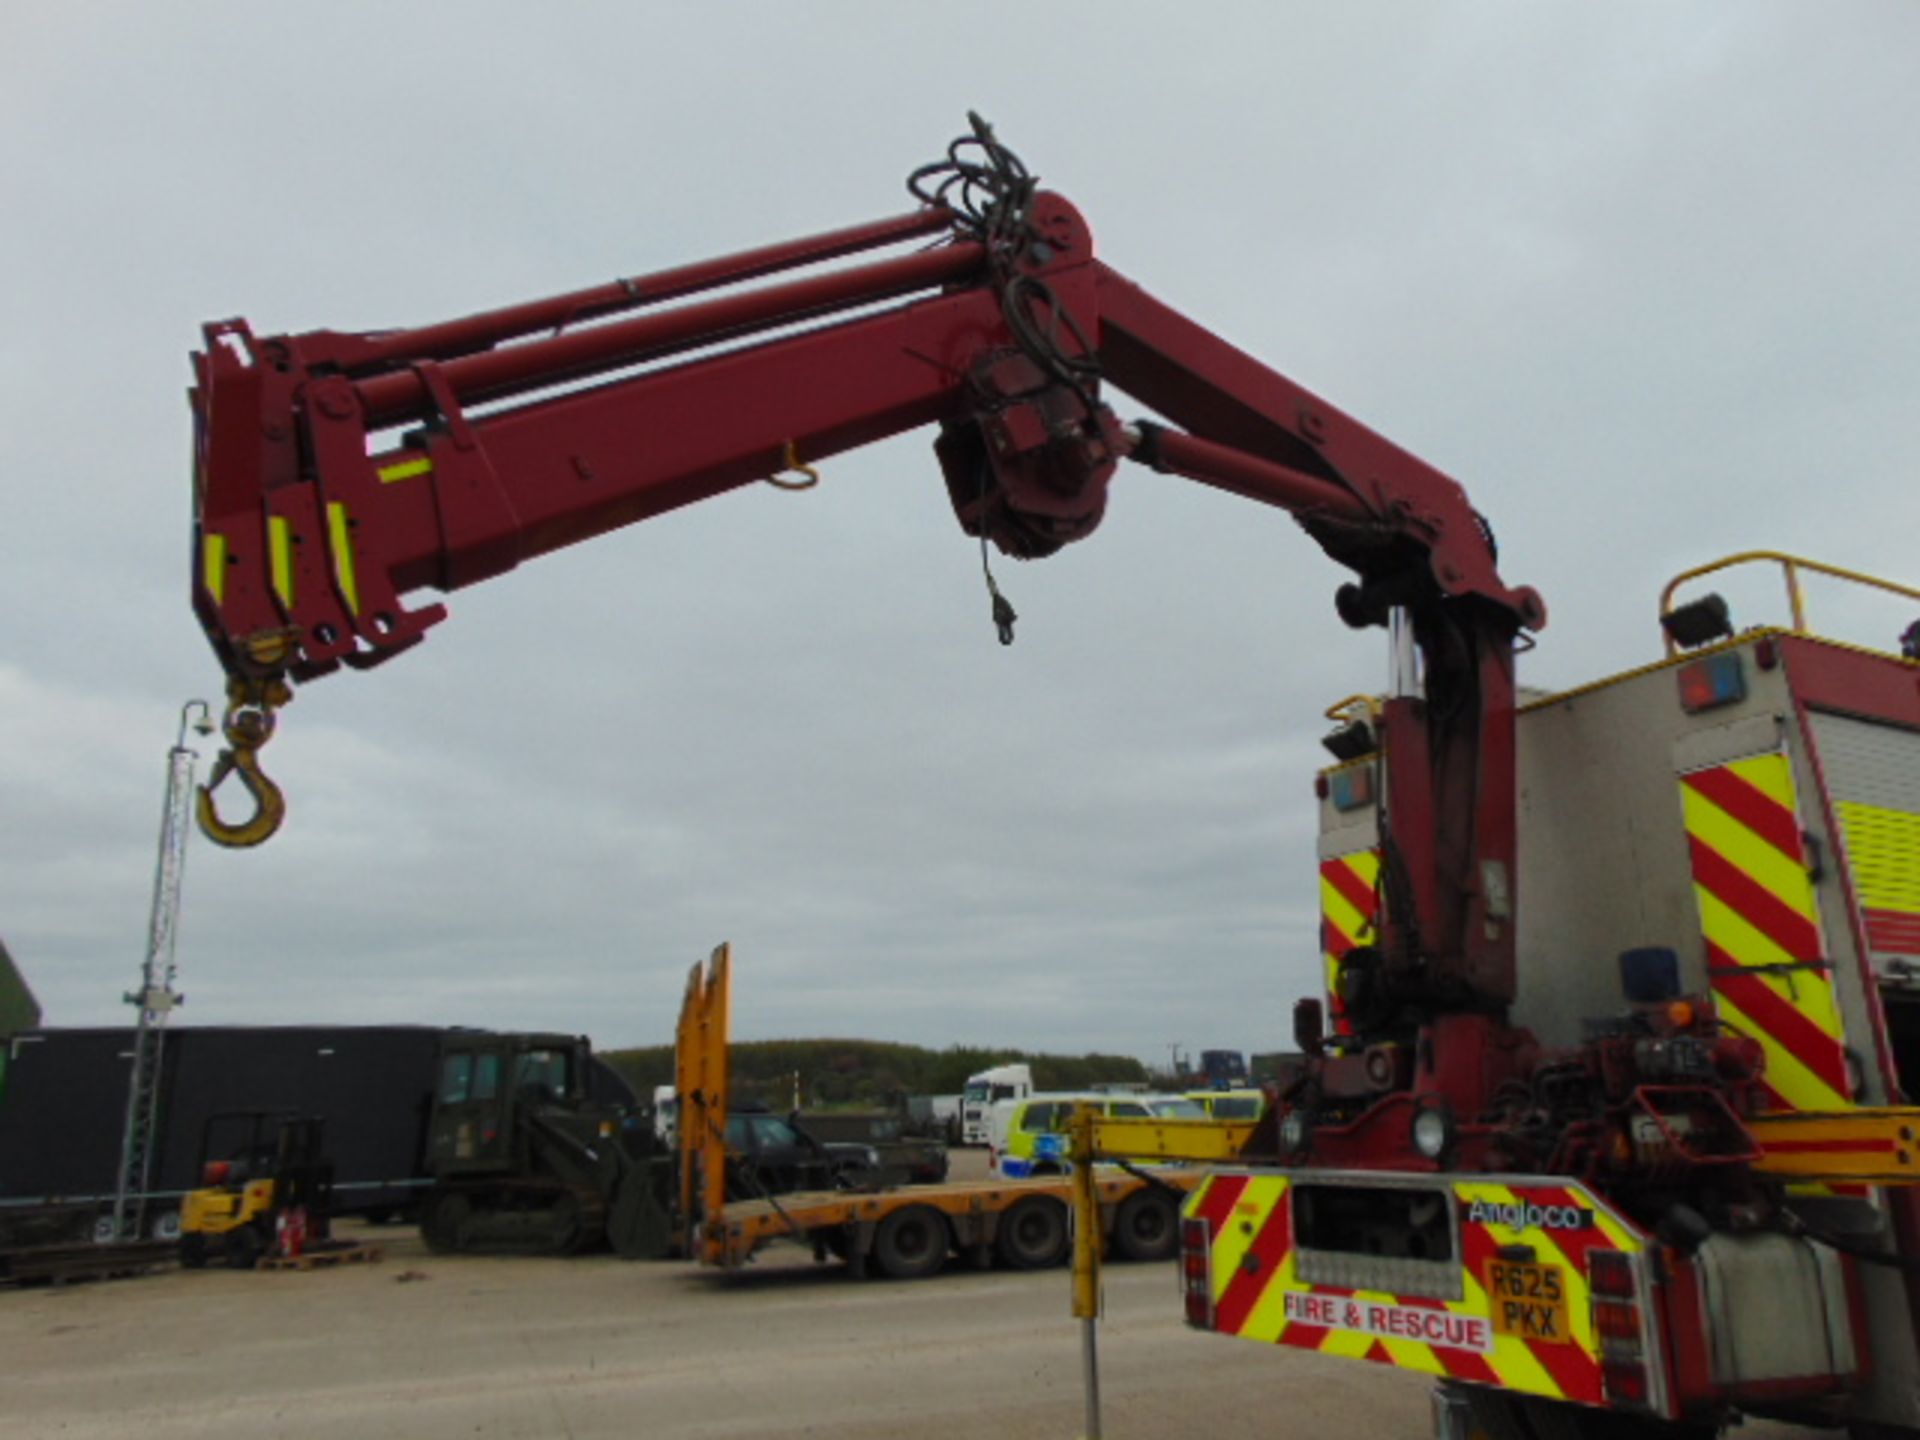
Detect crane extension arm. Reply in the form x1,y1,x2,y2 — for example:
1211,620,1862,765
189,117,1544,1016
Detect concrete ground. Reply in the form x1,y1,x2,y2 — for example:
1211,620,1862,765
6,1230,1438,1440
2,1157,1830,1440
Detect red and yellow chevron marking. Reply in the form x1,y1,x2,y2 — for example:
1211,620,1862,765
1185,1173,1641,1407
1752,1107,1920,1185
1680,753,1851,1113
1834,800,1920,959
1321,848,1380,1037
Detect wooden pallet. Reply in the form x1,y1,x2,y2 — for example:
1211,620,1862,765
1,1240,176,1286
258,1242,384,1272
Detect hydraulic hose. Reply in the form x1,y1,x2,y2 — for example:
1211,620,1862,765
1779,1211,1920,1274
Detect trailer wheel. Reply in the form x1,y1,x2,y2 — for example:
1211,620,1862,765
149,1210,182,1243
1111,1187,1178,1262
871,1205,949,1280
995,1196,1069,1270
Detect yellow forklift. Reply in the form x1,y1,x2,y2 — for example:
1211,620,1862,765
179,1112,332,1269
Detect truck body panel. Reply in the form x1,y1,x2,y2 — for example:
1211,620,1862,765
1184,1166,1858,1420
1288,624,1920,1428
1318,631,1916,1112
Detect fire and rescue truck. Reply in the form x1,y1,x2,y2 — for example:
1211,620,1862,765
1170,564,1920,1440
182,117,1920,1438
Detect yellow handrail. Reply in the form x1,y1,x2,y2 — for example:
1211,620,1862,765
1659,551,1920,657
1323,693,1383,724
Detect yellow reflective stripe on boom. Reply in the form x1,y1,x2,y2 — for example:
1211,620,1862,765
375,456,433,484
202,533,227,604
268,515,294,609
326,502,360,615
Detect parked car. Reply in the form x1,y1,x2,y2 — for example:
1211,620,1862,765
794,1109,949,1186
987,1093,1205,1178
1184,1088,1268,1120
723,1108,879,1195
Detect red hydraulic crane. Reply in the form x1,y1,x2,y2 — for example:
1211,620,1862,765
192,117,1540,1070
188,116,1920,1439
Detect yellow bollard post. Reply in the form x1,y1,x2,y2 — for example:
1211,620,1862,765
1070,1103,1102,1440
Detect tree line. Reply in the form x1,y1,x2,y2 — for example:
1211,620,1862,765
600,1038,1151,1109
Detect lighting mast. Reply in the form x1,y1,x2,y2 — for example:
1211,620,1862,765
110,700,213,1242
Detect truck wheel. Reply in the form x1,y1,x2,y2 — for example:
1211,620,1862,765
1516,1395,1715,1440
1436,1385,1523,1440
995,1196,1069,1270
421,1193,470,1254
872,1206,949,1280
149,1210,182,1243
1111,1188,1178,1262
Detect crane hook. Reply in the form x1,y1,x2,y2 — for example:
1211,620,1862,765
990,587,1017,646
196,677,291,848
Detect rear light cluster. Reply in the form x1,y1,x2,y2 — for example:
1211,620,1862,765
1593,1299,1641,1341
1328,765,1374,811
1181,1217,1214,1328
1676,652,1746,713
1589,1251,1652,1410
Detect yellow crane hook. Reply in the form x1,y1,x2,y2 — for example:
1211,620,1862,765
196,677,291,848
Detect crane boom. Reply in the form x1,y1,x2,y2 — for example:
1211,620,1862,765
187,116,1541,1039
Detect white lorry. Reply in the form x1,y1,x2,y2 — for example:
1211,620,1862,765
959,1063,1032,1146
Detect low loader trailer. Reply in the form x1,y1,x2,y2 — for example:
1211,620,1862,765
674,946,1215,1280
704,1171,1199,1280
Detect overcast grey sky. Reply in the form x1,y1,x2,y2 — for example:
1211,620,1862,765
4,3,1916,1067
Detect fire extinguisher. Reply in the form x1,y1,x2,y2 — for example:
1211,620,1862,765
276,1205,308,1258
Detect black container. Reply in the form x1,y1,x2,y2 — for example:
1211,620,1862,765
1,1026,443,1226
